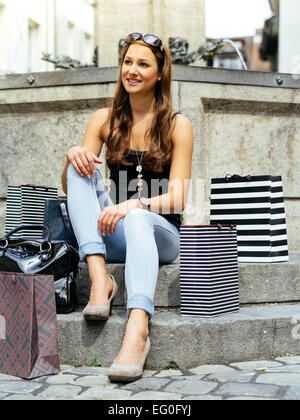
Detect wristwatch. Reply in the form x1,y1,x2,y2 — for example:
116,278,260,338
139,197,151,210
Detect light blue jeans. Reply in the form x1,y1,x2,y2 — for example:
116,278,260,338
67,164,180,318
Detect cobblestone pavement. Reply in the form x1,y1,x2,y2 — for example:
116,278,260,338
0,356,300,400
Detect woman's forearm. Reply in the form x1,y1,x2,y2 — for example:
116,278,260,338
148,179,191,214
148,192,181,214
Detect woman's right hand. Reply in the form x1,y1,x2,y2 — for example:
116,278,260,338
67,146,103,178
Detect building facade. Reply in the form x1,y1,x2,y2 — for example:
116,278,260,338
93,0,206,66
1,0,299,77
0,0,94,74
0,0,205,73
266,0,300,75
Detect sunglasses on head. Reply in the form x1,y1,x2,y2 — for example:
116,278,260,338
125,32,164,52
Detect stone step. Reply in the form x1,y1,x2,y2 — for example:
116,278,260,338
76,251,300,308
57,303,300,369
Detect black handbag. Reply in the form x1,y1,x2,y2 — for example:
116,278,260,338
0,224,79,314
44,199,78,248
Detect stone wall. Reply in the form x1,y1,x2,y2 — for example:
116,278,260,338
0,67,299,249
180,81,300,251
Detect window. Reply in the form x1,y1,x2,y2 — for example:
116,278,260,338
28,18,40,72
0,2,5,73
66,21,77,59
0,2,5,44
82,32,93,65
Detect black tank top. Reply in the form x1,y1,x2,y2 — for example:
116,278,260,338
106,112,181,229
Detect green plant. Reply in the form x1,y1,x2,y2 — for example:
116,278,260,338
162,361,180,370
88,358,101,367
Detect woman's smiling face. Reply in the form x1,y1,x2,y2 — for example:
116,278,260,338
121,42,161,94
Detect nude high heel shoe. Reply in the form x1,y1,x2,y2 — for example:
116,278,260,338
108,337,151,383
83,274,118,321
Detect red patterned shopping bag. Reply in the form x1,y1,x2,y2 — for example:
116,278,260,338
0,272,60,379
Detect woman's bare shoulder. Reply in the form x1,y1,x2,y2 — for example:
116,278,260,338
92,107,112,141
92,107,112,125
172,112,192,132
172,111,191,124
171,112,193,147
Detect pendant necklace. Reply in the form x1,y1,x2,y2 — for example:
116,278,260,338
132,123,148,199
136,149,145,200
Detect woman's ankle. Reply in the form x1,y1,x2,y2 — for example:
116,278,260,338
85,255,114,305
86,254,112,285
126,309,150,338
86,254,106,273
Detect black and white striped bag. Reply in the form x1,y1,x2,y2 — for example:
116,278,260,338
180,224,239,317
210,175,288,263
5,184,58,238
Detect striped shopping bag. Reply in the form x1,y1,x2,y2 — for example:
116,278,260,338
210,174,288,263
180,224,239,317
5,184,58,238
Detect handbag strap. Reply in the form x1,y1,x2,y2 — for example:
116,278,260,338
60,202,73,234
225,174,251,181
1,224,51,242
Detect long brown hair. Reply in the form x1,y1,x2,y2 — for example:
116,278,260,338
105,38,174,172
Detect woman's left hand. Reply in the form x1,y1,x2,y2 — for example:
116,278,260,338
98,199,141,235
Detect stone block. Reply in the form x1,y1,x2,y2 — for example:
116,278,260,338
76,263,125,307
57,303,300,369
215,382,279,398
238,251,300,304
76,252,300,308
163,379,217,395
